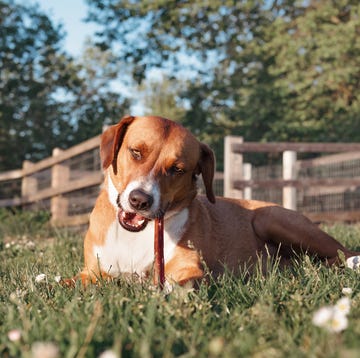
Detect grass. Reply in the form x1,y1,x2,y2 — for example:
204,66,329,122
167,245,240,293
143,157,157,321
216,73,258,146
0,210,360,358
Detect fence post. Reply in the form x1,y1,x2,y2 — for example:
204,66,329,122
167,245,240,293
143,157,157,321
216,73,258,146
243,163,252,200
21,160,37,203
224,136,243,198
51,148,70,225
282,150,297,210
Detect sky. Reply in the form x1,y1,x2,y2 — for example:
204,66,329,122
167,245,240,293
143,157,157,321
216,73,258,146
25,0,98,57
19,0,145,112
15,0,186,114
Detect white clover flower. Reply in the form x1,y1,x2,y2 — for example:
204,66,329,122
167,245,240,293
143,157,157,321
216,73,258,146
26,241,36,249
35,274,47,283
327,311,348,333
8,329,21,342
208,337,225,356
313,296,351,333
31,342,59,358
335,297,351,315
98,350,119,358
312,306,334,327
342,287,353,296
312,306,349,333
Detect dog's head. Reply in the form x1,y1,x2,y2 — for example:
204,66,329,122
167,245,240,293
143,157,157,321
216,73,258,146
101,115,216,232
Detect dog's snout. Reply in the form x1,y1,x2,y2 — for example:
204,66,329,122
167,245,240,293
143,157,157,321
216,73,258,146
129,189,154,211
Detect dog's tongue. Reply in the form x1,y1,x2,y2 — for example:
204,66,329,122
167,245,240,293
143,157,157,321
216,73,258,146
122,211,145,226
118,209,148,232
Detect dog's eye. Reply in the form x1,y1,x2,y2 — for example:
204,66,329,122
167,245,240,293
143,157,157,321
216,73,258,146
129,148,142,160
170,165,185,176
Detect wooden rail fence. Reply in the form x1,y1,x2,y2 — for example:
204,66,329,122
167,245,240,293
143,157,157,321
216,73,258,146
224,136,360,222
0,134,102,226
1,134,360,226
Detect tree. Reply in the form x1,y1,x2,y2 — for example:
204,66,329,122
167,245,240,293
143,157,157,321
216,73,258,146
0,0,78,170
69,41,131,142
85,0,360,170
139,74,186,120
0,0,130,171
84,0,288,145
85,0,279,165
264,0,360,142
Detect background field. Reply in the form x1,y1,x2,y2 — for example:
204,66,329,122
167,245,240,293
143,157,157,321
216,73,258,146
1,210,360,358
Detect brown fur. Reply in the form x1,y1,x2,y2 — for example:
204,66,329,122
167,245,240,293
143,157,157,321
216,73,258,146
63,115,359,287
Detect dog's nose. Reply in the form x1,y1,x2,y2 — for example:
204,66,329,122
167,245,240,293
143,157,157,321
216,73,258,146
129,189,154,211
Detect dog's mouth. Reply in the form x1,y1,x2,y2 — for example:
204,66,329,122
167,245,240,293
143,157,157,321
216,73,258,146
118,208,149,232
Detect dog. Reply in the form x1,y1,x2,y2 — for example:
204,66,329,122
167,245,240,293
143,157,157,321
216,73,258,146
66,115,359,288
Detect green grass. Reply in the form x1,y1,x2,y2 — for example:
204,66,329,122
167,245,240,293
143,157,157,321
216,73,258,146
1,210,360,357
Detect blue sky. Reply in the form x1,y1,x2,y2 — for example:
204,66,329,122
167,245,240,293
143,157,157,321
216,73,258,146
15,0,190,114
23,0,97,57
18,0,145,113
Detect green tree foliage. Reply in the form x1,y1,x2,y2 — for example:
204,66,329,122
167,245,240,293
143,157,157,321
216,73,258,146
140,74,186,120
0,0,76,170
86,0,360,164
0,0,129,171
265,0,360,142
70,41,131,142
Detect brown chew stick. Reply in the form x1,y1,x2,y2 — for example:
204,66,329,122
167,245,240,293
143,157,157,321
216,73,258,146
154,217,165,289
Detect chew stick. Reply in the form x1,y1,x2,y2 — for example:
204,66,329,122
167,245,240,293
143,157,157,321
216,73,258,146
154,216,165,289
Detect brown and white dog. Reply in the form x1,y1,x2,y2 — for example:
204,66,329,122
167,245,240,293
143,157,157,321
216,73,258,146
70,115,359,288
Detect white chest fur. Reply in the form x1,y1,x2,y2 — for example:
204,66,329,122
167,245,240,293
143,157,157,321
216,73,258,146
93,208,189,277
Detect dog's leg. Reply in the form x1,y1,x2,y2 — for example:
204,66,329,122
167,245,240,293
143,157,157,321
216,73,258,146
252,205,359,265
164,245,204,287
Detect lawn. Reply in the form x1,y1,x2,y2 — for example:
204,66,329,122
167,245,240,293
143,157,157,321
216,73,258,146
0,210,360,358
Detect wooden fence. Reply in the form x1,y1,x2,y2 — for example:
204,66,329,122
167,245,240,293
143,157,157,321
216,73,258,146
0,135,102,226
224,136,360,222
1,134,360,226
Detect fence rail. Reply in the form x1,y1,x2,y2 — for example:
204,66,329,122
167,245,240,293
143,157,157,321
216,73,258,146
232,142,360,153
234,178,360,189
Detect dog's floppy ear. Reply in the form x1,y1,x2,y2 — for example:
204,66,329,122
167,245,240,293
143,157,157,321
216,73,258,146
198,143,216,204
100,115,135,174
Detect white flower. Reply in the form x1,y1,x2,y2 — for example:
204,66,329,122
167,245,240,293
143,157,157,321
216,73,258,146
327,311,348,333
313,306,349,332
208,337,225,356
54,275,62,283
335,297,351,315
8,329,21,342
26,241,36,249
342,287,353,296
313,297,351,333
35,274,47,283
31,342,59,358
98,350,119,358
312,306,334,327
